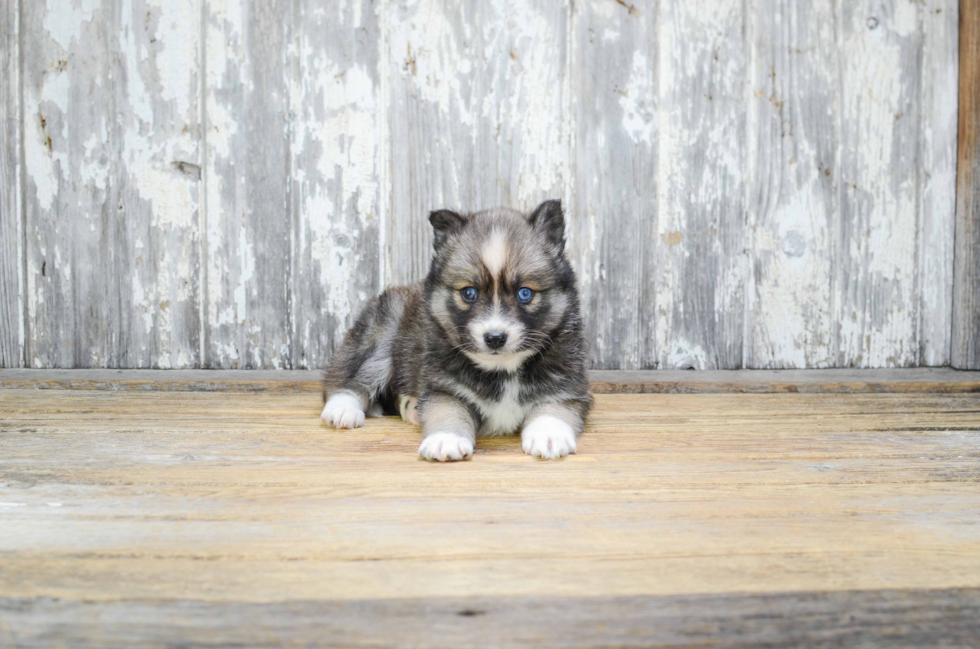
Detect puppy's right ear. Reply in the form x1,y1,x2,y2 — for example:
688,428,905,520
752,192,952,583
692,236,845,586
429,209,466,251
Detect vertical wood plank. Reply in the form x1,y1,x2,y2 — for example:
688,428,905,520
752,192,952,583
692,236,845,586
288,0,382,370
0,0,23,367
656,0,746,369
953,0,980,369
22,0,109,368
118,0,204,369
23,0,202,368
569,0,657,369
6,1,964,371
743,0,838,368
205,0,291,368
916,0,958,366
385,0,569,286
837,0,921,367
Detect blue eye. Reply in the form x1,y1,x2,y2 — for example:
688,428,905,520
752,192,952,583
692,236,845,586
517,287,533,303
460,287,478,303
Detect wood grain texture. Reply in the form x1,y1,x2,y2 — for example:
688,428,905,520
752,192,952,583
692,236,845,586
0,389,979,644
288,0,382,370
917,0,958,366
0,1,967,370
953,0,980,369
22,0,203,369
569,0,658,369
743,0,837,368
204,0,291,369
384,0,569,286
656,0,746,369
3,367,980,393
0,0,22,368
837,1,921,367
586,367,980,394
22,0,110,368
4,589,980,647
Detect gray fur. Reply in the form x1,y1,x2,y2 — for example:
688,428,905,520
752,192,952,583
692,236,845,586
323,200,592,460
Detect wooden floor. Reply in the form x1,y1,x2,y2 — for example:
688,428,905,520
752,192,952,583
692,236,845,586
1,378,980,646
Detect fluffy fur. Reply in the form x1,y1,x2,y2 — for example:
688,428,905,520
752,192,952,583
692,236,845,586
321,200,592,461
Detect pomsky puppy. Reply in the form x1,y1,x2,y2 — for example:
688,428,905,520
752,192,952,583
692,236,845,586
321,200,592,461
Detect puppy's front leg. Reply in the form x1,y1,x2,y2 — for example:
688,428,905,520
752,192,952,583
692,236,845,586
417,393,477,462
521,401,588,460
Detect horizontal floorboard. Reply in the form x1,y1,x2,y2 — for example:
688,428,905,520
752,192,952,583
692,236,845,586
2,388,979,645
1,368,979,393
3,588,980,648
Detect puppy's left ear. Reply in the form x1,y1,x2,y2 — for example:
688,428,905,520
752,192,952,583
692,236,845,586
528,199,566,254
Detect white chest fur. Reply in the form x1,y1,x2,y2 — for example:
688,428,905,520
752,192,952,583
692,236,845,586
453,377,530,437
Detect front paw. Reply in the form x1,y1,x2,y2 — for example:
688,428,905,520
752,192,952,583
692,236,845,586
418,432,474,462
521,416,577,459
321,392,366,429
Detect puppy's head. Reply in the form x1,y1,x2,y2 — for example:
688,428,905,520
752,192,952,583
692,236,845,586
425,200,576,372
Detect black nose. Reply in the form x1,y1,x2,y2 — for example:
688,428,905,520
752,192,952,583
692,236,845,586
484,332,507,350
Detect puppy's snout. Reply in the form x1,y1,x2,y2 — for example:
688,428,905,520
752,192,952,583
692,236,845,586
484,331,508,350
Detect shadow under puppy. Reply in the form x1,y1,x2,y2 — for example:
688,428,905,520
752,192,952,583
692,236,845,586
321,200,592,461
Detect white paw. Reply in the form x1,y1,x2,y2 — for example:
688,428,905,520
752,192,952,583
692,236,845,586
398,395,420,426
321,392,366,429
521,415,577,459
418,432,474,462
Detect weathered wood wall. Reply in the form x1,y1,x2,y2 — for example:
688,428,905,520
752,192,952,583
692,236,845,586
0,0,965,370
0,0,21,368
954,0,980,369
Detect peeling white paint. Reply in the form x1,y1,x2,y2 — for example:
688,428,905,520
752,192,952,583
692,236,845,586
388,1,474,127
25,68,71,211
286,0,385,367
234,223,254,325
917,0,959,366
19,0,203,369
741,0,839,369
666,342,709,370
24,109,58,212
148,0,199,117
43,0,97,51
656,0,746,369
838,0,920,367
511,0,566,205
620,51,655,146
6,0,964,370
1,0,24,367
